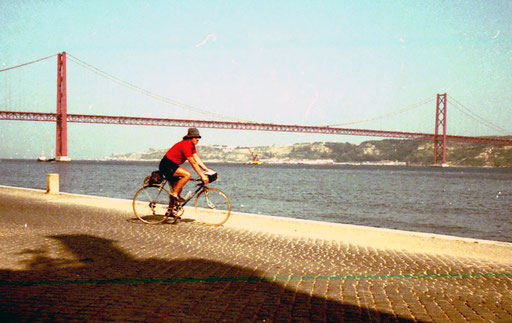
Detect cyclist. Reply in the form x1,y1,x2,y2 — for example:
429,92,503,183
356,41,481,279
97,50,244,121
159,128,211,202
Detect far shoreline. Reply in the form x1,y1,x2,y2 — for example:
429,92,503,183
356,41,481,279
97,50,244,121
3,158,510,169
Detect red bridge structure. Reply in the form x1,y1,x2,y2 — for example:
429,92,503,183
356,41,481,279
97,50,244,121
1,52,511,164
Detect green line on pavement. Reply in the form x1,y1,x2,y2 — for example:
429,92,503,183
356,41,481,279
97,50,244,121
2,272,511,287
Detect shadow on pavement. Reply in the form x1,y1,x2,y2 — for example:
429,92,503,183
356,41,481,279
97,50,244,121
1,234,415,322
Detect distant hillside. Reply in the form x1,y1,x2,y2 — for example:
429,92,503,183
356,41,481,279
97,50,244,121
107,139,512,167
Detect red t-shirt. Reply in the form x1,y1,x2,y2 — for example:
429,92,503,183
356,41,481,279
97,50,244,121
165,140,197,165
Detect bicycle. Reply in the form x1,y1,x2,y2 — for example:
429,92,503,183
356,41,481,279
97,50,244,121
132,170,231,226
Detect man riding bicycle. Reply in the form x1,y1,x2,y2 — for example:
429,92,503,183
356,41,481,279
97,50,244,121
159,128,211,202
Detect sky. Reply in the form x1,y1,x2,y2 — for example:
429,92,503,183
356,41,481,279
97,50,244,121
1,0,511,159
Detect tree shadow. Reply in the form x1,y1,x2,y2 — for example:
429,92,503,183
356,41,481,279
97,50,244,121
1,234,416,322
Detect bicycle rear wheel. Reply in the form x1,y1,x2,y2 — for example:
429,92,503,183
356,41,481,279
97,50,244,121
133,185,171,224
194,187,231,226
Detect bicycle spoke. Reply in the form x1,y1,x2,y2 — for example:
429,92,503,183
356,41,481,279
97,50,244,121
133,186,171,224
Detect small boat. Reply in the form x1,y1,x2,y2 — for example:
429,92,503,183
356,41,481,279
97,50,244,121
430,163,450,168
37,150,55,162
37,150,47,162
246,148,262,165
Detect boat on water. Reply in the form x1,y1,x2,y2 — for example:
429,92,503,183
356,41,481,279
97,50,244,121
37,150,56,162
37,156,56,162
430,163,450,168
246,148,262,165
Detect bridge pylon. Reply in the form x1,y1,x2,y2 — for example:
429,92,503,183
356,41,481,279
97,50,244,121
433,93,447,165
56,52,70,162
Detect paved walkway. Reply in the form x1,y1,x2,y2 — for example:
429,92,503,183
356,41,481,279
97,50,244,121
1,186,511,322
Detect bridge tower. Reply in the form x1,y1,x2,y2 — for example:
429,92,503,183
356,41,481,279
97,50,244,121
56,52,70,161
433,93,447,165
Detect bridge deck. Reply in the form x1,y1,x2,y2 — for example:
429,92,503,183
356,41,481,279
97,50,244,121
2,110,512,145
1,186,511,322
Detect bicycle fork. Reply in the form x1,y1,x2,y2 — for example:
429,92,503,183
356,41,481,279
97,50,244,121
204,190,216,209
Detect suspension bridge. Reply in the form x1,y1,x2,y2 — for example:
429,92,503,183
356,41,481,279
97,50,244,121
1,52,511,164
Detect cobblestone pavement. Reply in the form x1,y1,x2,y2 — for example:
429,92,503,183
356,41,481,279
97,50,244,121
1,189,511,322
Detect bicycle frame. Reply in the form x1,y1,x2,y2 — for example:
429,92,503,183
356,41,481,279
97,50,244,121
164,178,206,207
134,171,230,226
181,182,206,207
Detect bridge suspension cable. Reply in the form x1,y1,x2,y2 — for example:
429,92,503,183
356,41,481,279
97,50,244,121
66,53,248,123
0,53,58,73
327,97,435,127
448,95,511,135
3,53,510,141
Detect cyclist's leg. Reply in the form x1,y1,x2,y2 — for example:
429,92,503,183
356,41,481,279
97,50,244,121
171,167,191,198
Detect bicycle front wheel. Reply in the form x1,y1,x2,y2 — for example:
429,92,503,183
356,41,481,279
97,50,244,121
194,187,231,226
133,185,171,224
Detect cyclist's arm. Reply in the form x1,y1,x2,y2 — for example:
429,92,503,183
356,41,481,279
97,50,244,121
187,155,209,184
192,153,210,172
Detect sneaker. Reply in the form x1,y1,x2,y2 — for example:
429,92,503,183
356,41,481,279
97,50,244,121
170,195,185,203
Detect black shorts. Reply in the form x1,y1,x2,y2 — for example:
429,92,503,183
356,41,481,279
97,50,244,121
159,156,180,180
